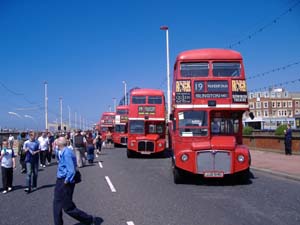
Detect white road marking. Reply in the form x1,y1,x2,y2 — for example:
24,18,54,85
105,176,116,192
98,162,103,168
127,222,135,225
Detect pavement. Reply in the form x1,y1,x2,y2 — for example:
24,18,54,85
250,149,300,181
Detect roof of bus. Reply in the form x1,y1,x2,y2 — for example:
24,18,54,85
130,88,164,96
176,48,242,61
101,112,116,116
116,105,129,110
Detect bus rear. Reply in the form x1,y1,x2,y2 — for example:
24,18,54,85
127,89,166,157
113,105,129,146
169,48,251,183
99,112,116,141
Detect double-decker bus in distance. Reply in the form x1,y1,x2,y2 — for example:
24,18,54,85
127,89,166,157
169,48,251,183
112,105,129,146
98,112,116,141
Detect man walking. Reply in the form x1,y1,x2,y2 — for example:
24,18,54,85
8,134,14,150
73,130,86,168
23,131,40,193
38,131,49,167
284,123,292,155
53,137,95,225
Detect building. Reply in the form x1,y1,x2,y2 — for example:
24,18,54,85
243,88,300,129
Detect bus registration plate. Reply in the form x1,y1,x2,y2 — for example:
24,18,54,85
204,171,224,178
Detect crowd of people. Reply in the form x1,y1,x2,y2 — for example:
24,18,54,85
1,129,104,194
1,129,105,224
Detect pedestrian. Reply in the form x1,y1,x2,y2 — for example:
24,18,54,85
86,132,95,164
47,132,55,163
53,137,95,225
73,129,87,168
95,133,102,156
18,132,27,173
38,131,49,167
23,131,40,193
1,140,16,194
284,124,292,155
106,130,113,149
8,134,14,150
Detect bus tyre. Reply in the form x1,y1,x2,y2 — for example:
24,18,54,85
235,168,250,184
173,166,184,184
127,149,133,158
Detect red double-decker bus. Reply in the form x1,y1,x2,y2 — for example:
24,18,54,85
169,48,251,183
98,112,116,141
112,105,129,146
127,89,166,157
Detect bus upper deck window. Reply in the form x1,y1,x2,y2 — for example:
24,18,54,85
180,62,209,77
213,62,241,77
132,96,146,104
148,96,162,104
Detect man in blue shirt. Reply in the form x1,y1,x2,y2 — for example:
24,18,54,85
53,137,95,225
23,131,40,193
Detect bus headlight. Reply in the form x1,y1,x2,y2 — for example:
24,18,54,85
181,154,189,162
158,143,163,147
237,154,245,163
130,142,134,147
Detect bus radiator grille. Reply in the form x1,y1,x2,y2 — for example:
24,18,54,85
196,151,231,174
121,137,127,144
138,141,154,152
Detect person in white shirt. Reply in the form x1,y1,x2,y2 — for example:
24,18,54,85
0,140,16,194
38,132,49,168
8,134,14,150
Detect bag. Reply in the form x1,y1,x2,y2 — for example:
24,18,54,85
74,170,82,184
74,135,84,148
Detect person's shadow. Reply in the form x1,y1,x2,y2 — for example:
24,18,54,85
74,217,104,225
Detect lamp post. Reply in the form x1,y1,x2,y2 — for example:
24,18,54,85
122,81,127,105
75,112,77,129
67,106,71,130
160,25,171,121
113,97,117,112
59,97,63,130
44,81,48,130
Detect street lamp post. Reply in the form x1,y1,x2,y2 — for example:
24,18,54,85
59,97,63,130
113,97,117,112
68,106,71,130
122,81,127,105
44,81,48,130
160,25,171,122
75,112,77,129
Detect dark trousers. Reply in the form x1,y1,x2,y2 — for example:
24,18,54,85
19,153,26,171
285,140,292,155
53,179,93,225
46,149,53,163
1,166,13,190
26,161,39,189
40,150,48,165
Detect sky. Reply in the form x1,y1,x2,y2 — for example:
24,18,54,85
0,0,300,130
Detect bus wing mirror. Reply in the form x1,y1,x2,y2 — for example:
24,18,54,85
249,112,255,120
169,114,174,121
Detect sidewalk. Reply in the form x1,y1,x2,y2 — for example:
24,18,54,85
250,149,300,181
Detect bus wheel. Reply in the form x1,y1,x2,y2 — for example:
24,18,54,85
173,167,184,184
127,149,133,158
235,168,250,184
